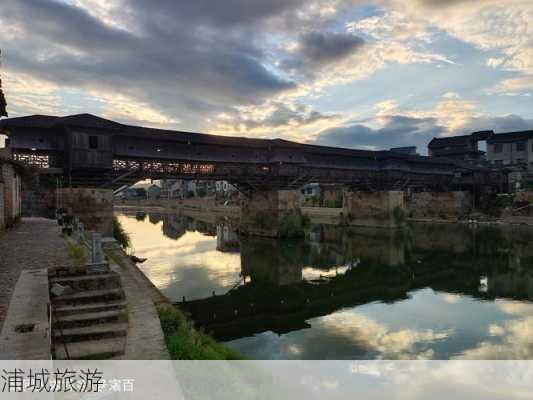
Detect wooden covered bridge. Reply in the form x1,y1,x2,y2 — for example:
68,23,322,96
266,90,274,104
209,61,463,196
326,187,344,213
0,113,505,193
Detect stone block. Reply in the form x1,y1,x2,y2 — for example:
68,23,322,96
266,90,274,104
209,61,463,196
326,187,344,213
57,188,114,236
343,190,405,228
240,189,302,237
407,191,472,220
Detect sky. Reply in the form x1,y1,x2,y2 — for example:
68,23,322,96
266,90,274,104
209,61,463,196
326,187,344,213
1,0,533,152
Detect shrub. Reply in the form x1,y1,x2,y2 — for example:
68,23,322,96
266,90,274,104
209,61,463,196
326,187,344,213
279,212,311,238
113,216,131,249
67,241,88,268
158,306,244,360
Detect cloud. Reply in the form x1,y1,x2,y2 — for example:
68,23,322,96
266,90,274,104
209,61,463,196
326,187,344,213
0,0,530,145
214,101,340,138
314,114,445,150
385,0,533,74
284,31,365,71
462,114,533,133
313,95,533,151
0,0,298,128
488,75,533,96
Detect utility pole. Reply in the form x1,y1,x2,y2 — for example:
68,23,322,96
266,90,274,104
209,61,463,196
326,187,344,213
0,49,7,117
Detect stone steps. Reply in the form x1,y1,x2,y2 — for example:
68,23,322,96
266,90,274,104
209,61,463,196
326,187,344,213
50,272,121,291
54,309,127,329
49,265,111,276
50,273,117,283
54,337,127,360
53,288,125,305
50,269,129,360
54,322,128,343
54,300,127,316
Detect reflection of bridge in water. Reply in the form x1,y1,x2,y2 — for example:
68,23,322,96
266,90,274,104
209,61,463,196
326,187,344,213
175,223,533,340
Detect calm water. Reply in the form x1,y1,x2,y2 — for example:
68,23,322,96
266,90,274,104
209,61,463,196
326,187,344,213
117,211,533,360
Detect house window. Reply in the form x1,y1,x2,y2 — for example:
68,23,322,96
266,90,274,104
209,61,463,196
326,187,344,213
493,143,503,153
89,136,99,149
516,141,526,152
494,160,503,166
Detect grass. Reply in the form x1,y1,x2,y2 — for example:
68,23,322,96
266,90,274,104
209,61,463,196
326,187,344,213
158,305,245,360
66,238,89,268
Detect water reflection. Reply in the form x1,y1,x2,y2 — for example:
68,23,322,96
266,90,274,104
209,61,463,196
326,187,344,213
117,211,533,360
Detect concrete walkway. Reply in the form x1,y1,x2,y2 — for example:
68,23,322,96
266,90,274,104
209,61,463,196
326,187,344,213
106,248,170,359
0,218,71,331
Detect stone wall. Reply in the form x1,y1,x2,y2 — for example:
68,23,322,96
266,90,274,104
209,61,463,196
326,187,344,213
343,190,405,228
0,161,22,228
514,190,533,204
240,189,300,237
57,188,114,236
0,182,4,230
407,191,471,220
21,188,56,218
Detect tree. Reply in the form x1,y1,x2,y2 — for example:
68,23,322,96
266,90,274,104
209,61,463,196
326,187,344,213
0,49,7,117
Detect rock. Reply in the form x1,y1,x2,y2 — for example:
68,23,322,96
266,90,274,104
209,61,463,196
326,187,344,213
50,283,73,297
130,255,147,264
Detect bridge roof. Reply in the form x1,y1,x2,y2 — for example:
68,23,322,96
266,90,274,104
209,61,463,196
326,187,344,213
0,113,484,169
1,113,394,156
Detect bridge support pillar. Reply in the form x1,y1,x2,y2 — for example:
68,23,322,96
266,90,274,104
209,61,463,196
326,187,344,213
56,188,114,236
239,189,303,237
343,190,405,228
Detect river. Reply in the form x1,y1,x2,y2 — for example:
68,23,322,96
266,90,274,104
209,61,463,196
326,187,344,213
116,210,533,360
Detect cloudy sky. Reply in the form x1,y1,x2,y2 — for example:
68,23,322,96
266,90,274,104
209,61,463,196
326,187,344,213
1,0,533,152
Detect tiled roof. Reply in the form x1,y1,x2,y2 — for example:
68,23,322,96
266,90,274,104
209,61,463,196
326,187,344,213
0,114,60,129
487,130,533,143
428,135,473,148
0,113,406,158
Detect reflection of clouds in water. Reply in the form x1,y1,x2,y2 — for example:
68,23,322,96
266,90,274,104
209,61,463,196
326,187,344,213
343,361,533,400
456,300,533,359
118,215,241,299
443,294,461,304
302,265,350,280
317,311,451,359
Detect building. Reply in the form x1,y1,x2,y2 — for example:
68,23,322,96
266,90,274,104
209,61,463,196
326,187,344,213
428,131,493,162
486,130,533,170
301,183,321,198
215,180,237,198
0,157,22,230
390,146,417,156
120,187,146,200
146,183,161,199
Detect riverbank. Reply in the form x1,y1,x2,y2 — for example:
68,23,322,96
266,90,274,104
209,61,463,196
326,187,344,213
115,199,533,227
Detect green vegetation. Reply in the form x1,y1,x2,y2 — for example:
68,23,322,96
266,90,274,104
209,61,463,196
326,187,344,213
325,192,343,208
66,239,89,268
392,206,406,225
158,305,244,360
279,212,311,238
113,216,131,249
479,193,514,217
